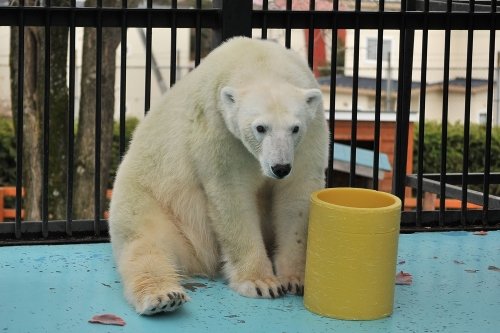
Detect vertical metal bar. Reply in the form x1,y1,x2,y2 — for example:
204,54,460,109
285,0,291,48
392,0,415,205
373,0,385,190
212,0,252,46
307,0,315,70
42,0,51,238
394,4,407,200
483,0,497,226
67,0,77,236
95,0,103,236
170,0,177,86
195,0,201,66
119,0,128,160
326,0,339,188
461,0,475,226
416,0,430,227
349,0,361,186
439,0,452,227
144,0,152,113
261,0,268,40
15,0,25,239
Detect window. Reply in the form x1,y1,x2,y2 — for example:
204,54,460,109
479,113,487,125
366,38,392,62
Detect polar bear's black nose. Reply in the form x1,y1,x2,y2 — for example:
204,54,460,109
271,164,291,179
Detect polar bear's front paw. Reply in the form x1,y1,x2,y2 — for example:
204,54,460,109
279,275,304,296
135,289,190,315
230,276,287,299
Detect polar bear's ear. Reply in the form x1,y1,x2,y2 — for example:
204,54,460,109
220,86,238,109
220,86,240,137
303,88,323,112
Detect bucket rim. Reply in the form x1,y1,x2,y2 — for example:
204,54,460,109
311,187,402,212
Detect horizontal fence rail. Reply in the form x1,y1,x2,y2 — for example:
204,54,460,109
0,0,499,244
2,8,500,30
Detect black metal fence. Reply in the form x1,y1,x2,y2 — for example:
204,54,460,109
0,0,499,243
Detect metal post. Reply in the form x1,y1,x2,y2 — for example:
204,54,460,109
138,28,167,94
212,0,252,47
496,51,500,125
392,0,415,203
386,51,392,112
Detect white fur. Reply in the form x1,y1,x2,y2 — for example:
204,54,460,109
108,37,329,315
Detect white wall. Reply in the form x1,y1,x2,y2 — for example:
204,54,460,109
2,23,500,125
344,29,401,80
116,27,192,119
0,26,192,120
0,27,10,117
342,28,500,124
252,28,306,56
345,29,500,83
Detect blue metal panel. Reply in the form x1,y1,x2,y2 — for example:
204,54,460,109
334,143,392,172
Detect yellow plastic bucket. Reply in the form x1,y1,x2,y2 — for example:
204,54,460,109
304,187,402,320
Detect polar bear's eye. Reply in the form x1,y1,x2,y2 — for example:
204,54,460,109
256,125,267,133
292,126,300,134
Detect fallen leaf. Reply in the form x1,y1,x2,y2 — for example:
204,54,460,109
453,260,465,265
465,269,479,273
395,271,413,285
89,314,126,326
473,231,488,236
488,266,500,272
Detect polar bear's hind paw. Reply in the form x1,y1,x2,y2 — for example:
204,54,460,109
231,277,287,299
138,290,190,315
279,275,304,296
286,282,304,296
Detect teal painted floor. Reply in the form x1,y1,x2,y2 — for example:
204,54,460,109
1,231,499,333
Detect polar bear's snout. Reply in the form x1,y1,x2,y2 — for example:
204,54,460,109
259,133,296,180
271,163,291,179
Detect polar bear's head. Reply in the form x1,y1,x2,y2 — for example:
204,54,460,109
219,83,323,179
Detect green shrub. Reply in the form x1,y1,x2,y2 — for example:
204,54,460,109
413,121,500,195
109,117,140,188
0,116,140,188
0,117,16,186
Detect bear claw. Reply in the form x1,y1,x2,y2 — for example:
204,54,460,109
232,277,285,299
138,289,190,315
278,276,304,296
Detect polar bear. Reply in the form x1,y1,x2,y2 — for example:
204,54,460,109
108,37,329,315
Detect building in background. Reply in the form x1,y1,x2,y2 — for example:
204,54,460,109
343,28,499,124
0,0,499,125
